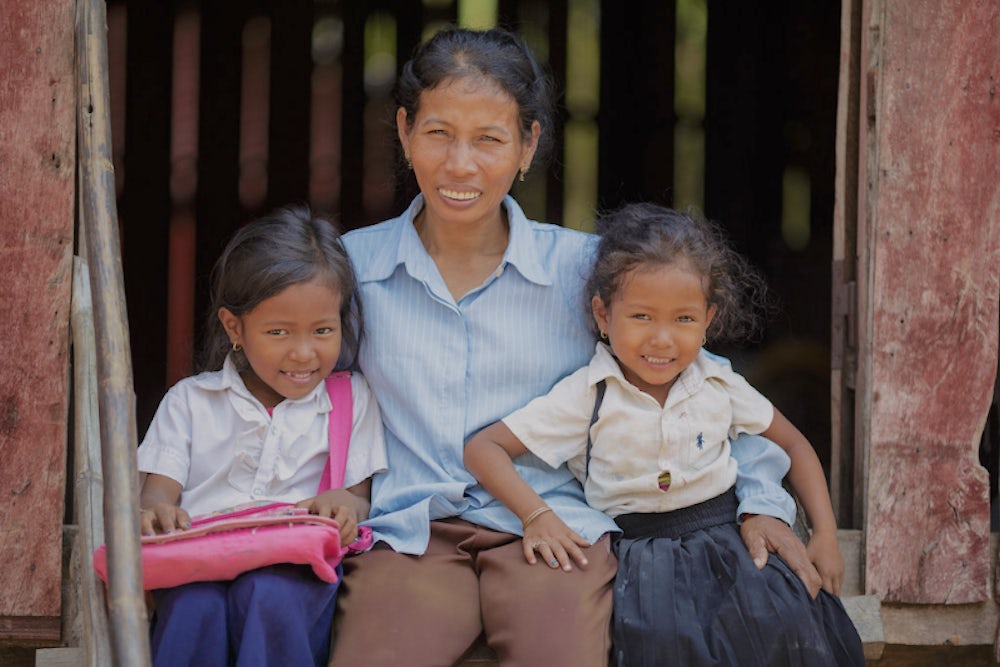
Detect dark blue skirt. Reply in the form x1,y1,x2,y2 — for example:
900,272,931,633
611,489,864,667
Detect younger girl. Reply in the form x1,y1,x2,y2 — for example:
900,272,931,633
137,205,387,667
464,202,864,666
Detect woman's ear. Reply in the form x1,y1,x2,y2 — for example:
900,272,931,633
521,119,541,172
218,307,242,346
591,294,609,335
396,107,412,157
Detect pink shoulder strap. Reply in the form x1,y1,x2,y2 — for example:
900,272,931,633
318,371,353,493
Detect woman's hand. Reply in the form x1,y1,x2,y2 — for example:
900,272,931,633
740,514,822,598
522,511,591,572
297,489,359,546
140,502,191,536
806,529,845,596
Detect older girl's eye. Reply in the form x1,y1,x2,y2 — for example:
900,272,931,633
315,326,334,335
267,328,287,336
631,313,650,321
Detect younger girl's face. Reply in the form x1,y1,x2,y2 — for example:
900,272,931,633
592,262,716,406
219,277,343,409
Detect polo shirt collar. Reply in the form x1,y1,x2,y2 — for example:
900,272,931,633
354,195,554,287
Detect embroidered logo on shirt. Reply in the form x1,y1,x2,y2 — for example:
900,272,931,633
696,432,704,449
658,471,671,492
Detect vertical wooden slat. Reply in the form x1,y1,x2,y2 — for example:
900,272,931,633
0,0,74,643
195,0,248,356
340,2,367,229
78,0,151,663
121,0,173,435
266,0,314,209
597,0,676,210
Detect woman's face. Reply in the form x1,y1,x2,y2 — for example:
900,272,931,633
398,76,539,231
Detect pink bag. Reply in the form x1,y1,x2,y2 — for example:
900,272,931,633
93,372,371,590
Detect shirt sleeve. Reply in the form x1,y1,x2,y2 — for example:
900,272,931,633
343,372,388,490
501,366,595,470
711,361,774,439
136,383,193,487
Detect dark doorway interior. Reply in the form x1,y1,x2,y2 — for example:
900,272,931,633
108,0,846,523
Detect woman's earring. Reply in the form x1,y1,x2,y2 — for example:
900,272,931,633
232,342,242,353
519,167,527,182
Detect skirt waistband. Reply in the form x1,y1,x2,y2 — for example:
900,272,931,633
614,487,738,540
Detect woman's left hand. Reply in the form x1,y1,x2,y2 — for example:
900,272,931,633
297,490,359,546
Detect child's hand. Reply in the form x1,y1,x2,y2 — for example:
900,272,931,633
140,502,191,536
296,490,359,546
522,512,591,572
806,530,845,596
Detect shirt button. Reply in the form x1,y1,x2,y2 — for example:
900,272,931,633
253,488,264,495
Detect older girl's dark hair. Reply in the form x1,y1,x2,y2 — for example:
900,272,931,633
395,26,557,166
197,204,363,372
586,202,770,344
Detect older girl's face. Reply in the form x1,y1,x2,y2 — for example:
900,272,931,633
398,76,539,231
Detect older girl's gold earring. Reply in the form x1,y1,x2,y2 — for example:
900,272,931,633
600,330,608,340
232,342,242,353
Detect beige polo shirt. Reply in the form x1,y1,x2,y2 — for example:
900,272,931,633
503,343,774,517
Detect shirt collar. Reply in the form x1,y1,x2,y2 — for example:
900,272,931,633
353,195,554,287
586,343,720,396
191,355,331,413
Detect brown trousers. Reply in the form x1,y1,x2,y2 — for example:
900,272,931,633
329,518,616,667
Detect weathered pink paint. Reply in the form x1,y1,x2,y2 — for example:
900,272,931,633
863,0,1000,604
0,0,75,642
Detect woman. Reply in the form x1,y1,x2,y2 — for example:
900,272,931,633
331,27,819,666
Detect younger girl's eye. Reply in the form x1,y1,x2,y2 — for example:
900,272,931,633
266,329,286,336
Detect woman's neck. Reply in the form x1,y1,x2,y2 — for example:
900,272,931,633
414,208,510,300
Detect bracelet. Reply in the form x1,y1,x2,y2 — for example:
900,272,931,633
522,505,552,528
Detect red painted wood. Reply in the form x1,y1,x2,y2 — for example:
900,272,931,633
0,0,75,639
864,0,1000,604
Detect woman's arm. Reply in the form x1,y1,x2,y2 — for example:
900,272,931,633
464,421,591,571
761,408,844,595
139,473,189,535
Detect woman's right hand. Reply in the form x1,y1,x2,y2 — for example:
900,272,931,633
140,502,191,536
522,512,592,572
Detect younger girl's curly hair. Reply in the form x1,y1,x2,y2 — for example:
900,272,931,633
585,202,771,345
198,204,363,373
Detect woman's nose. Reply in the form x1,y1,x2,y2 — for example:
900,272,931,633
445,141,475,174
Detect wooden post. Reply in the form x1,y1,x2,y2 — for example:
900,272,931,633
77,0,151,664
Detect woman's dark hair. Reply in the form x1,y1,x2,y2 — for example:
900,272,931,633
394,26,557,166
585,202,771,344
197,204,363,372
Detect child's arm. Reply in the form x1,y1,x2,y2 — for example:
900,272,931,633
139,473,191,535
760,408,844,595
464,421,591,572
296,479,372,546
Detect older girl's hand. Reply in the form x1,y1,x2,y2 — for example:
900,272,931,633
522,512,592,572
140,502,191,536
297,489,359,546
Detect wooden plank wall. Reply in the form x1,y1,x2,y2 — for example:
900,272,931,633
0,0,76,644
862,0,1000,604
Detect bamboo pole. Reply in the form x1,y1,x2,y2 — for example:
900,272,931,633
71,258,113,666
76,0,151,664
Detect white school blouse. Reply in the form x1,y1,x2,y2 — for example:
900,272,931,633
137,356,387,517
504,343,775,517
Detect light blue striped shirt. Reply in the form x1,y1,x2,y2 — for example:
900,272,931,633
344,195,795,554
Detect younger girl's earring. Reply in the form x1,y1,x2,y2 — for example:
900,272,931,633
519,167,527,182
600,330,608,340
232,342,242,353
701,336,707,346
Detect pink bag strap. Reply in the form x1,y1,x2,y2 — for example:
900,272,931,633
318,371,353,493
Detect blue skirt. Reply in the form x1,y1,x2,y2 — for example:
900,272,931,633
611,489,864,667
